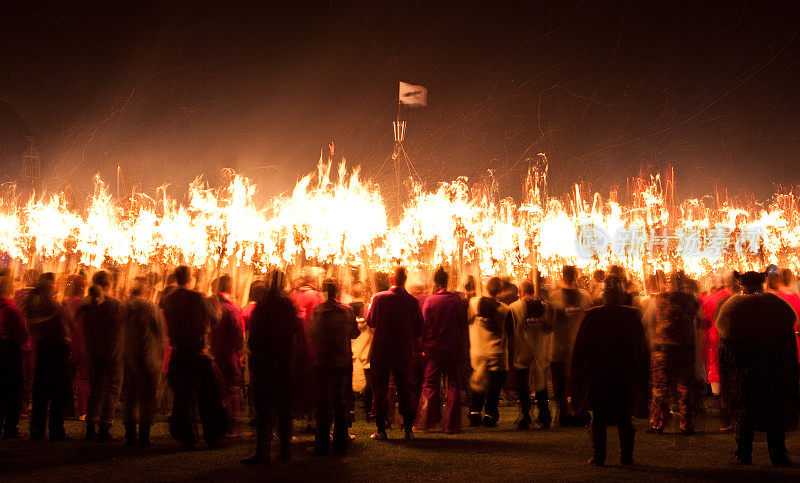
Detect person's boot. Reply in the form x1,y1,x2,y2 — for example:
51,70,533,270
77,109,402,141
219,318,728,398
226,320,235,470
242,424,270,465
138,424,152,447
97,425,115,443
482,415,497,428
517,412,532,430
619,427,635,466
556,412,572,428
589,423,607,467
732,436,753,465
718,398,733,433
278,437,292,462
84,423,97,442
468,412,482,427
535,390,551,429
124,423,138,446
767,432,791,467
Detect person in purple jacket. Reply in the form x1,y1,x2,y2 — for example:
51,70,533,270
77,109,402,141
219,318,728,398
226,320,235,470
367,266,423,441
416,267,463,434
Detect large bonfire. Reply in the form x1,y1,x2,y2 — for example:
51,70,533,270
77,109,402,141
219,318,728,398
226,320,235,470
1,155,797,296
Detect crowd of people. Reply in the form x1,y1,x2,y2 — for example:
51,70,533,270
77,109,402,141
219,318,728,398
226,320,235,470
0,261,798,468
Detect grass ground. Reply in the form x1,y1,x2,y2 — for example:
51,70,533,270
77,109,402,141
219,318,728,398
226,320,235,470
2,404,800,481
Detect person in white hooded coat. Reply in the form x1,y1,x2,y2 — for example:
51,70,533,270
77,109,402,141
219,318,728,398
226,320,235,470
468,277,511,428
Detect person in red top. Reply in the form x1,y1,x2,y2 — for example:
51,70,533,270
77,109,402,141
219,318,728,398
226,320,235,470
366,266,423,441
0,270,28,439
768,269,800,363
701,274,737,396
241,280,265,334
290,272,323,431
291,273,324,329
416,267,463,434
208,275,245,435
62,274,88,420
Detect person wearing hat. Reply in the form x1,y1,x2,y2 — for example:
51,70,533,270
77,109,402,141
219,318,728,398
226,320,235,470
717,270,799,466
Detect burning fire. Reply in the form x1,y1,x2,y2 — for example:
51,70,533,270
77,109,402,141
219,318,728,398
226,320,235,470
1,157,797,290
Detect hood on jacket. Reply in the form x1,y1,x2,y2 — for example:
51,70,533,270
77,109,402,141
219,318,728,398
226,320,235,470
525,299,545,319
478,297,500,319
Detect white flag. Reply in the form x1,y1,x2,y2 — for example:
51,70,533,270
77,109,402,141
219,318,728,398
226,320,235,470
399,81,427,107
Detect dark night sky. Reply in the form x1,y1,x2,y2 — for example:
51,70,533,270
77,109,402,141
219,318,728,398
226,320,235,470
1,0,799,206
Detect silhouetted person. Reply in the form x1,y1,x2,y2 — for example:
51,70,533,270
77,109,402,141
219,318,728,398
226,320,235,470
14,269,39,421
78,270,123,442
0,271,27,439
645,272,699,435
26,273,71,441
243,270,302,465
121,277,165,446
457,276,475,405
62,274,88,421
416,267,463,434
468,276,511,428
208,275,245,435
717,270,799,466
570,275,650,466
508,280,553,430
307,279,359,455
367,266,423,441
549,265,591,426
161,266,227,449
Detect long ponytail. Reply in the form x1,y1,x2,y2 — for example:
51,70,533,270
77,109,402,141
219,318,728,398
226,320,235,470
88,284,105,306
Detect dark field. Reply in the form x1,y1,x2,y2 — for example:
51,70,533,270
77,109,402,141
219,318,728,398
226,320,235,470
2,404,800,482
